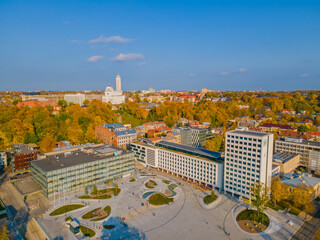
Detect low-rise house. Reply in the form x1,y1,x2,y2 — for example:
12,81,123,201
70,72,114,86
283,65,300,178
281,172,320,199
259,123,297,132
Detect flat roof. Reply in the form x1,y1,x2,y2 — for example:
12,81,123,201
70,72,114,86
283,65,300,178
273,152,299,164
12,144,37,154
228,129,271,137
31,145,133,172
277,138,320,148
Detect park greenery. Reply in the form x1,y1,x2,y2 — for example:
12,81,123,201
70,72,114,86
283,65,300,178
1,91,319,151
148,192,174,205
129,178,136,182
49,204,85,216
162,180,171,184
80,225,96,238
79,187,120,199
65,216,72,222
103,225,115,230
145,180,157,189
250,182,270,220
203,191,218,205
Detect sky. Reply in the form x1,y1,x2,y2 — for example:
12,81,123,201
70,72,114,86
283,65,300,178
0,0,320,91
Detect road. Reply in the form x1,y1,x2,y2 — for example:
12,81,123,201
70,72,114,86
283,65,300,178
291,207,320,240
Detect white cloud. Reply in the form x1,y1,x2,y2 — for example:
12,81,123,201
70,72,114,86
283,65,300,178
87,56,104,62
111,53,144,61
236,68,247,72
299,73,310,77
220,72,230,76
89,35,132,44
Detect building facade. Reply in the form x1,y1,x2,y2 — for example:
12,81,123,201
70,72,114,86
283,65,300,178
275,137,320,174
272,152,300,175
12,144,38,172
130,140,224,190
31,144,135,197
224,129,274,198
0,151,7,168
64,93,86,106
179,127,207,148
95,123,137,149
102,74,125,105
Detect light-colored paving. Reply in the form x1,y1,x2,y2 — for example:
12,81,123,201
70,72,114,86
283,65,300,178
38,167,305,240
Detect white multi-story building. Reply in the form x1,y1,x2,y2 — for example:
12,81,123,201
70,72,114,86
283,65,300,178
64,93,85,106
0,151,7,168
224,128,273,198
102,74,126,105
130,140,224,190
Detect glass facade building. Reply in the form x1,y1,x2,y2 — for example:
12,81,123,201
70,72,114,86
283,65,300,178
31,144,135,198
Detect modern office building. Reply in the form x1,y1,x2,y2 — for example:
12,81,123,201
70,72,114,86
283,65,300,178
272,152,300,175
95,123,137,149
64,93,86,106
102,74,126,105
31,144,135,197
275,137,320,174
179,127,207,148
224,128,273,198
130,140,224,190
12,144,38,172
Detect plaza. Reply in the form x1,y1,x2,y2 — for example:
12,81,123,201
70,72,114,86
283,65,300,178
37,166,305,240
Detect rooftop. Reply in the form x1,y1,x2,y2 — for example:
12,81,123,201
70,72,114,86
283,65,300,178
31,144,133,172
114,129,137,137
100,123,125,130
228,129,272,137
273,152,299,164
281,172,320,188
277,137,320,148
259,123,296,130
12,144,38,154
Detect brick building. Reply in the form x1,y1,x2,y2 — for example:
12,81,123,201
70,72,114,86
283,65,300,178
12,144,38,172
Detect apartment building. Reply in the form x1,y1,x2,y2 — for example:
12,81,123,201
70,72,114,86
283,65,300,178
31,144,135,197
275,137,320,175
224,128,274,198
0,151,7,168
12,144,38,172
130,140,224,190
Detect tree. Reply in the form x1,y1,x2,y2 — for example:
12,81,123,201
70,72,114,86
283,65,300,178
250,182,270,219
58,100,68,108
39,134,55,152
292,184,315,217
85,188,88,195
92,185,97,194
271,177,286,207
114,182,118,191
0,225,10,240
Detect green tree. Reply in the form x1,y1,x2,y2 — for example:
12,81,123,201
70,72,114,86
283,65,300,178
85,188,88,195
92,185,97,194
250,182,270,220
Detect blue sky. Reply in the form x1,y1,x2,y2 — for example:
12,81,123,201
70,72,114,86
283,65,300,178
0,0,319,91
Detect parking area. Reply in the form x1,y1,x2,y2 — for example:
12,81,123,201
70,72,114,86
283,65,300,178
12,176,42,196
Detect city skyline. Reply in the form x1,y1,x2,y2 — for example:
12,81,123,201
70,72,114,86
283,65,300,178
1,0,320,91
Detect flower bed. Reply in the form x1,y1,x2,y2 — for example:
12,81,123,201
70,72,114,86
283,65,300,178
236,209,269,233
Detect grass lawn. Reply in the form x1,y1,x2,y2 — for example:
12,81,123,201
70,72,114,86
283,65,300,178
114,110,146,127
65,216,72,222
149,192,174,205
236,210,270,227
80,225,96,238
162,180,171,184
145,180,156,189
82,208,101,219
129,178,136,182
141,174,157,177
289,206,302,216
103,225,115,230
49,204,85,216
203,192,218,205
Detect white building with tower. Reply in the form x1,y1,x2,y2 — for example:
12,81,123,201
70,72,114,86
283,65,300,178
102,74,126,105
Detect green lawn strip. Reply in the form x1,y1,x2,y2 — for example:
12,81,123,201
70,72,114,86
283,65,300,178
162,180,171,184
203,193,218,205
149,192,174,205
141,174,156,177
236,210,270,227
289,206,301,216
80,225,96,238
103,225,115,229
149,180,157,186
129,178,136,182
97,188,121,196
50,204,85,216
78,195,91,199
65,216,72,222
90,206,111,221
82,208,101,219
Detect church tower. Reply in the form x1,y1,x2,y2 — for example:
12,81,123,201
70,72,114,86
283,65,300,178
116,74,121,92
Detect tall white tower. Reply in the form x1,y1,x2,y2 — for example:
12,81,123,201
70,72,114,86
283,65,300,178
116,74,121,92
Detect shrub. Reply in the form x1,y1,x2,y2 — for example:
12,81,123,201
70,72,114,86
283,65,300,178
203,193,218,205
289,206,301,216
65,216,72,222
